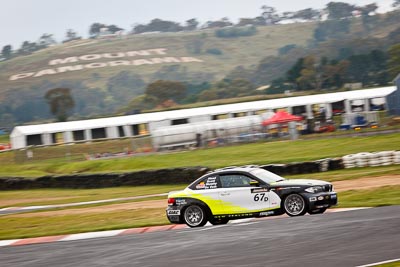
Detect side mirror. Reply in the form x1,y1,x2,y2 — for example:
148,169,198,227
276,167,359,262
249,180,259,187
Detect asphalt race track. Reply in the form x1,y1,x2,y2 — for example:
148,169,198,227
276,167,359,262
1,206,399,267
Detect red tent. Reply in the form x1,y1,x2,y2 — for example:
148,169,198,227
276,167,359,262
262,111,303,126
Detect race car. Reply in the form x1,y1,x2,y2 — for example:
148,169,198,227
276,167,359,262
166,165,337,227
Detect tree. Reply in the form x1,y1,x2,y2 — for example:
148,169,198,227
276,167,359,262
89,23,106,37
326,2,355,19
261,5,280,24
45,88,75,122
64,29,81,42
185,18,199,31
203,18,233,28
287,58,305,85
360,3,378,16
133,19,183,33
313,19,351,42
108,25,124,33
388,44,400,79
18,41,40,55
107,71,145,103
38,33,57,47
1,45,12,60
145,80,187,104
293,8,320,20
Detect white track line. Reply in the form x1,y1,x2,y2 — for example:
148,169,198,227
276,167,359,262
355,258,400,267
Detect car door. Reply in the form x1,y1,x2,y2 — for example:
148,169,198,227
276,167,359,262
190,175,224,215
218,173,273,214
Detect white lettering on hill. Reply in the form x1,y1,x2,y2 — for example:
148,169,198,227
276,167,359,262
9,48,204,81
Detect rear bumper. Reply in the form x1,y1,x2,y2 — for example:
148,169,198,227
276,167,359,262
166,206,183,224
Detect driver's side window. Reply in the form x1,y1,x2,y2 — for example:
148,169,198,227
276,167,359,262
220,174,254,188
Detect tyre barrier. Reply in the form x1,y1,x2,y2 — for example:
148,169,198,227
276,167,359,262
394,151,400,164
342,151,399,169
0,167,210,190
0,151,395,190
261,158,343,176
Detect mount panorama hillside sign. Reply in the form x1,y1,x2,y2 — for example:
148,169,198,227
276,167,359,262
9,48,204,81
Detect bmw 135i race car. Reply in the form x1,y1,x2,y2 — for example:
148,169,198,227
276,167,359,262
166,165,337,227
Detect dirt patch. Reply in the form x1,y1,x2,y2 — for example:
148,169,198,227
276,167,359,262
332,175,400,192
10,175,400,217
0,197,76,207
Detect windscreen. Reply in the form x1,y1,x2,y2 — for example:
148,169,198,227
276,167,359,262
250,169,285,184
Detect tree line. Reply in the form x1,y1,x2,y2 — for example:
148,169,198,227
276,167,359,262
2,1,397,61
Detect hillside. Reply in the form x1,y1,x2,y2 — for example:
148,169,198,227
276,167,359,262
0,10,399,127
0,23,314,87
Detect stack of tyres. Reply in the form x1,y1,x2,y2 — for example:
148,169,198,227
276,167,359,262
342,154,357,168
368,152,382,167
393,151,400,164
377,151,395,166
355,152,371,167
342,151,399,168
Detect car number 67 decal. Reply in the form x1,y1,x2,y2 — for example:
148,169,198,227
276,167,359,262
254,193,268,202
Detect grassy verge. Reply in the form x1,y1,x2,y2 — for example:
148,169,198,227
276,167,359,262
1,133,400,177
337,186,400,208
1,185,399,240
0,208,169,240
287,165,400,182
1,165,398,208
0,185,185,208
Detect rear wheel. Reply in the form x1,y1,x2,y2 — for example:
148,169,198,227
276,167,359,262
308,208,327,215
183,205,208,227
283,194,307,216
209,217,229,225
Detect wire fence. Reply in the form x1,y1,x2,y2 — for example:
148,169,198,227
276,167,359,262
9,123,300,164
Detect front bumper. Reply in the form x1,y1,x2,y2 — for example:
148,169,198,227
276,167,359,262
304,191,338,210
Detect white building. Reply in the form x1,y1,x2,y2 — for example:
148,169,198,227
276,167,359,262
10,86,396,149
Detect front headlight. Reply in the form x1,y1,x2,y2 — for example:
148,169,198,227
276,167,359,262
304,186,323,193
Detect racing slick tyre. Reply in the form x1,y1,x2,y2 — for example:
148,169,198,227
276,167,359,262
183,205,208,227
308,208,327,215
283,194,307,217
209,217,229,225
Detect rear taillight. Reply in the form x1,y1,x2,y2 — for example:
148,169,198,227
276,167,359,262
168,198,175,205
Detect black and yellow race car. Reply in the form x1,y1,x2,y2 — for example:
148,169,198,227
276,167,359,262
166,165,337,227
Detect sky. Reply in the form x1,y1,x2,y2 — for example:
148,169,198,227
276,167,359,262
0,0,395,49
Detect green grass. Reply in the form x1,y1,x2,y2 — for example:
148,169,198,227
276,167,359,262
337,186,400,208
287,165,400,182
0,135,9,143
1,133,400,177
0,208,170,240
0,185,185,208
373,262,400,267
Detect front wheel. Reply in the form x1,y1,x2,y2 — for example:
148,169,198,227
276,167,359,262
308,208,327,215
283,194,307,216
183,205,208,227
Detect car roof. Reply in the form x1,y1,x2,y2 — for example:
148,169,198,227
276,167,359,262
208,165,262,175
